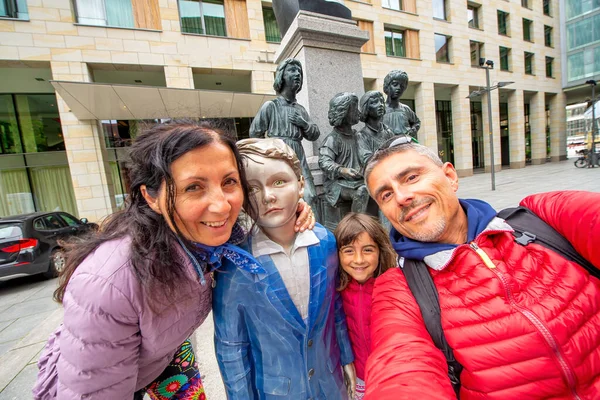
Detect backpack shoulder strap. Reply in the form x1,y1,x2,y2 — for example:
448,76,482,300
498,206,598,278
401,259,462,396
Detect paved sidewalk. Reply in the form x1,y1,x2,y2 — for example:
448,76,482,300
0,159,598,400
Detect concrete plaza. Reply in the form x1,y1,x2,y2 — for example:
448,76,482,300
0,159,598,400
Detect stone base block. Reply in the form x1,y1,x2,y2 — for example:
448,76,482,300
510,161,526,169
531,158,547,165
484,165,502,173
551,155,568,162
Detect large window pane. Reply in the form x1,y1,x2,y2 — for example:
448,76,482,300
467,5,479,28
105,0,134,28
385,29,405,57
15,94,64,153
382,0,401,11
544,25,552,47
497,11,508,35
0,95,22,155
30,166,77,216
435,34,450,62
524,52,534,74
545,56,553,77
203,0,226,36
433,0,446,20
0,0,29,19
180,0,204,34
567,52,584,81
523,19,532,41
500,46,510,71
262,7,281,43
0,169,34,217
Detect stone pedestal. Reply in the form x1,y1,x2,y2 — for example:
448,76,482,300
274,11,369,180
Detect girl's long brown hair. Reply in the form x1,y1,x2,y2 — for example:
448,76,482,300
334,213,397,291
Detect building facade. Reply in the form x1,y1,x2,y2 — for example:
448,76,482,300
0,0,564,220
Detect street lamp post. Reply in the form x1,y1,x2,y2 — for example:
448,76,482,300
466,58,513,191
586,80,597,165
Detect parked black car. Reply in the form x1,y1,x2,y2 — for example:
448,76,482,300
0,212,98,282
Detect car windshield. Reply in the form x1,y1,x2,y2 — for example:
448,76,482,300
0,224,23,242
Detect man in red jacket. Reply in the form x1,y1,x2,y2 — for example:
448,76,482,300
362,136,600,400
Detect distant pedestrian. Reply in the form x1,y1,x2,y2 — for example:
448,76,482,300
334,213,396,399
32,120,314,400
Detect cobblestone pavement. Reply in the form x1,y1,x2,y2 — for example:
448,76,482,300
1,159,598,399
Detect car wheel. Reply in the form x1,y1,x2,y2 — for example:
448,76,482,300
43,249,65,279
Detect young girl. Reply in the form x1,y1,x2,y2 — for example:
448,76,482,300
335,212,397,399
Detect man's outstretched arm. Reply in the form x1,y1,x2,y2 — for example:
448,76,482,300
365,268,456,400
521,190,600,268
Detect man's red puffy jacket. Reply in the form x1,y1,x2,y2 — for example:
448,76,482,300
365,191,600,400
341,277,375,381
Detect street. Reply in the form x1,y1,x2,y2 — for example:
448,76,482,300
1,159,599,400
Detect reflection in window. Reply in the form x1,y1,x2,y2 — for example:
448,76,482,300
15,94,64,153
543,0,551,15
497,10,509,35
467,4,479,29
524,52,534,75
523,18,533,41
544,25,553,47
0,0,29,19
470,41,483,67
262,7,280,43
74,0,134,28
382,0,402,11
385,28,405,57
435,34,450,63
500,46,511,71
179,0,226,37
433,0,446,20
566,0,599,20
545,56,554,78
0,95,21,155
0,94,64,154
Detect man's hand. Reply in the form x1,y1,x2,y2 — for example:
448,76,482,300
340,168,362,180
343,362,357,399
295,199,315,232
289,110,309,130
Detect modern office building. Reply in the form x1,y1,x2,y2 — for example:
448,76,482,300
560,0,600,152
0,0,564,220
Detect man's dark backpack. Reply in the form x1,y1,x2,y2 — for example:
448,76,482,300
401,206,599,397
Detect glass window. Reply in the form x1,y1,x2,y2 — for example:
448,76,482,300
467,4,479,28
521,0,530,8
568,52,584,81
14,94,64,153
543,0,551,15
499,46,511,71
59,213,80,227
497,10,509,35
544,25,552,47
75,0,134,28
179,0,226,36
385,28,406,57
40,214,65,230
0,0,28,19
30,166,77,216
545,56,553,77
435,34,450,62
0,95,22,155
382,0,402,11
470,41,483,66
567,18,596,50
566,0,598,19
524,52,534,75
433,0,446,20
523,19,533,41
262,7,280,43
0,169,34,217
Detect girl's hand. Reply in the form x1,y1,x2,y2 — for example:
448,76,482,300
343,362,357,399
295,199,315,232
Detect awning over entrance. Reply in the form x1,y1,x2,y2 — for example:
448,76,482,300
51,81,275,120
